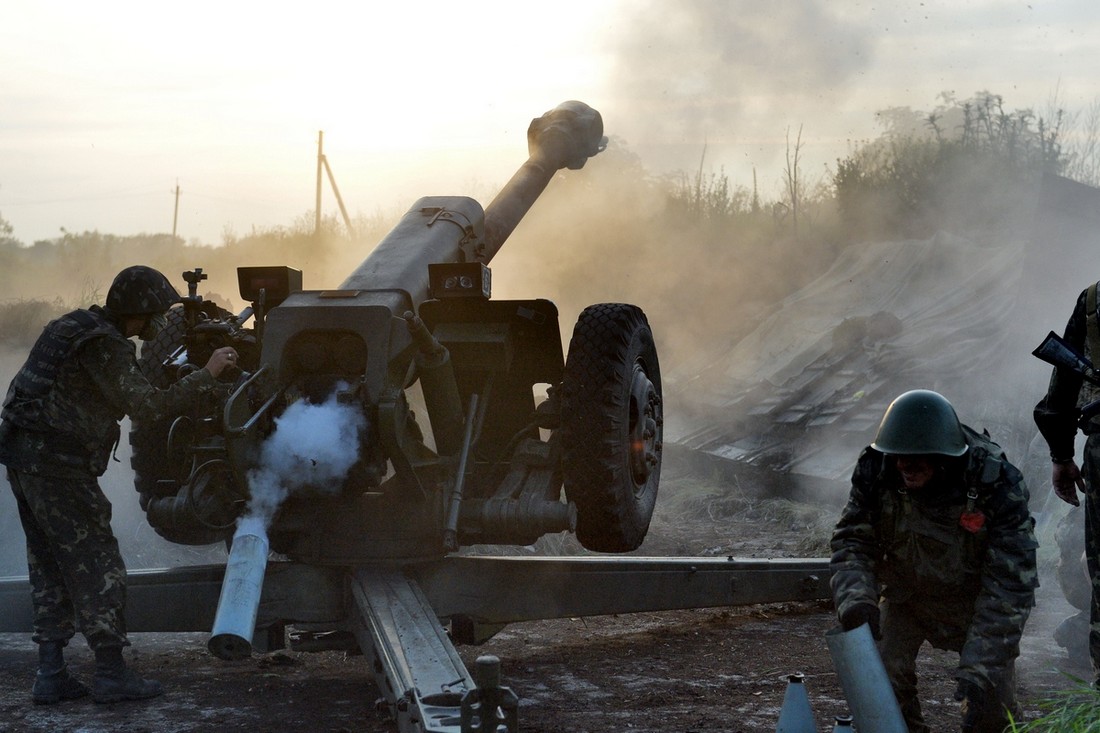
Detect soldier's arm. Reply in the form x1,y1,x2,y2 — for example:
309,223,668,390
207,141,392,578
79,335,219,422
829,449,883,617
1034,288,1087,461
958,463,1038,692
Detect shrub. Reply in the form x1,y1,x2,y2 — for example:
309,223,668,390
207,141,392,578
0,299,64,347
834,91,1069,241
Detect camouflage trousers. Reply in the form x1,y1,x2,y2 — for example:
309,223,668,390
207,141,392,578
879,598,1019,733
1081,432,1100,679
1053,503,1092,667
8,468,129,650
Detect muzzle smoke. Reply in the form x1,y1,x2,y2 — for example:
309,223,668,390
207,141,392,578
243,386,367,528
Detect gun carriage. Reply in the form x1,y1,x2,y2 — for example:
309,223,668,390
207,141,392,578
0,102,830,733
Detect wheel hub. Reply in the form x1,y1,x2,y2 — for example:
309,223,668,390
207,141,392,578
628,362,662,489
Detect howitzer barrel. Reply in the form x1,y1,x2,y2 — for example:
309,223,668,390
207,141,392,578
338,102,605,303
481,100,606,261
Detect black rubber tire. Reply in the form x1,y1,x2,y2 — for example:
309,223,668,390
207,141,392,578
562,303,663,552
130,306,225,545
138,306,189,388
132,307,190,501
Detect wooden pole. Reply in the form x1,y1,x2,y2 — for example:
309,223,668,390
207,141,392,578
172,181,180,239
315,131,324,235
322,155,354,237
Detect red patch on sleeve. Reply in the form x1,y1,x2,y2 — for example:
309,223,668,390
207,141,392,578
959,511,986,533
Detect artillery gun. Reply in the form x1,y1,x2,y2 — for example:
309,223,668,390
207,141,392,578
133,102,661,558
0,102,830,733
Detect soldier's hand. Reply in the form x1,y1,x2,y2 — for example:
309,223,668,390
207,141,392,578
1052,460,1085,507
954,679,986,731
838,603,880,639
204,347,239,379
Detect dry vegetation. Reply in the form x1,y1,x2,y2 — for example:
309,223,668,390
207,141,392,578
0,92,1086,559
0,90,1090,365
0,91,1084,563
0,89,1096,730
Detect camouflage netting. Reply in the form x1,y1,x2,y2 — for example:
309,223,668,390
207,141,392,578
666,174,1100,513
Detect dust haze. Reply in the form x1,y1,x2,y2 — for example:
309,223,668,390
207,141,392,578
0,7,1095,663
601,0,872,176
0,142,826,577
0,150,1080,563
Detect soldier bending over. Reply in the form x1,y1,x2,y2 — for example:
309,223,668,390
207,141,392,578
830,390,1038,732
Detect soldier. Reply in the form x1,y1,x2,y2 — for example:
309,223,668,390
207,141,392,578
1034,281,1100,687
830,390,1038,732
1052,505,1091,668
0,265,238,705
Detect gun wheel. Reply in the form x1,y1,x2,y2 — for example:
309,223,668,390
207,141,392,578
562,303,662,552
132,306,191,504
130,305,232,545
138,305,190,387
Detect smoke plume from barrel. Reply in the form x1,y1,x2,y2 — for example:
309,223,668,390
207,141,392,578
244,386,367,528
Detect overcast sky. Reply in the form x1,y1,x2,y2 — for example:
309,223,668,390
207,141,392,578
1,0,1097,245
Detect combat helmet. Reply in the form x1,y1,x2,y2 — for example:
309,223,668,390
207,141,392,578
870,389,968,457
106,266,180,316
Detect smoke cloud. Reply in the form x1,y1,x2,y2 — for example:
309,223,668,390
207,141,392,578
603,0,873,180
244,387,367,528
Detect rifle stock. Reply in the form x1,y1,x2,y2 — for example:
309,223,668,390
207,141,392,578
1033,331,1100,386
1033,330,1100,422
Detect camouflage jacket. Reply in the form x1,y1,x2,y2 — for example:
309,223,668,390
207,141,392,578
830,425,1038,691
0,305,217,477
1034,285,1096,461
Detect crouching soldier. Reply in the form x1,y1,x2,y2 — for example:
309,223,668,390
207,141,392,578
0,265,238,704
830,390,1038,732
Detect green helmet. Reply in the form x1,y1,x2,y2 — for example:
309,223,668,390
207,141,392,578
870,389,968,457
106,266,180,316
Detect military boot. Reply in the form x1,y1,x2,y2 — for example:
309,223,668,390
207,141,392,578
32,640,90,704
92,646,163,704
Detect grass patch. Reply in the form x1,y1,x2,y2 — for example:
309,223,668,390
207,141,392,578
1011,677,1100,731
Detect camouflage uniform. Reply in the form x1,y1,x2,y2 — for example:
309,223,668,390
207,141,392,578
1052,505,1091,667
0,304,217,651
1034,285,1100,678
831,426,1038,733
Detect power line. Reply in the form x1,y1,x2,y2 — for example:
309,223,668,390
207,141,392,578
0,183,297,211
0,185,168,207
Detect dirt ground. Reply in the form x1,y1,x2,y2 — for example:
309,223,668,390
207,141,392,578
0,465,1088,733
0,599,1083,733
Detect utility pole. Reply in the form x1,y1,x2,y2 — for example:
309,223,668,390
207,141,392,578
314,131,355,238
315,131,324,236
322,152,353,236
172,180,181,239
